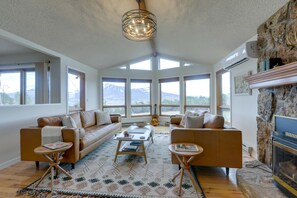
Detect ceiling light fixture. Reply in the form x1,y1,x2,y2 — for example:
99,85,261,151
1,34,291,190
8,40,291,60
122,0,157,41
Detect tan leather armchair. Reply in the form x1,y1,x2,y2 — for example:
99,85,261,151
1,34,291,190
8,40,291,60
170,115,242,175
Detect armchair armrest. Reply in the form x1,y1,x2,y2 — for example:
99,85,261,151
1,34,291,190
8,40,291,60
110,114,122,123
170,115,183,125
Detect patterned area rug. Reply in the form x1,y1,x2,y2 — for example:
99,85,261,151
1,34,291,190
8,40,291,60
23,134,203,198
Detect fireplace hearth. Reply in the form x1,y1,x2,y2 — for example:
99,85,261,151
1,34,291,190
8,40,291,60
272,115,297,197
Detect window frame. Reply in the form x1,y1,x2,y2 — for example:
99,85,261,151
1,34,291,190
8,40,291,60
129,59,152,71
183,73,211,113
216,69,231,125
158,58,180,70
68,68,85,112
102,77,127,117
130,79,152,117
0,67,35,105
159,77,180,116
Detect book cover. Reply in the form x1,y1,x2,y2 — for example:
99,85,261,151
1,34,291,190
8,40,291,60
174,144,199,152
43,141,69,150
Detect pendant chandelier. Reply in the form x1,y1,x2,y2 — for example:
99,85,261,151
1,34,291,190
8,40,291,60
122,0,157,41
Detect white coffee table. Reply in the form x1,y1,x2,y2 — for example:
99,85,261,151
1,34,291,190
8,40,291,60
114,125,154,164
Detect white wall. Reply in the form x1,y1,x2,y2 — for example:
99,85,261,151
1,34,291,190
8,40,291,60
213,35,259,158
230,60,258,158
0,30,98,169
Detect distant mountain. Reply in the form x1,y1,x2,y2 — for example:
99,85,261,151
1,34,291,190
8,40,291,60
103,84,179,105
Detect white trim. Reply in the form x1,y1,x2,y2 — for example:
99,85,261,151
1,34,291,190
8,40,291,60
0,157,20,170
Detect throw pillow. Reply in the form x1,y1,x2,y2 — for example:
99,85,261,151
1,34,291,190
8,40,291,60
185,115,204,128
78,128,86,139
203,113,225,129
80,110,96,128
96,111,112,126
180,111,195,127
69,112,83,128
62,116,77,128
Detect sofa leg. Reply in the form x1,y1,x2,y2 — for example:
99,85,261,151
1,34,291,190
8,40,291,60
71,163,75,169
35,161,39,168
226,167,229,176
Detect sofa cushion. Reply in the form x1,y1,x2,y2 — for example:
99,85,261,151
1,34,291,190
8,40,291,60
96,111,112,126
62,116,77,128
203,113,225,129
80,123,121,149
185,115,204,128
37,116,63,127
80,110,97,128
70,112,83,128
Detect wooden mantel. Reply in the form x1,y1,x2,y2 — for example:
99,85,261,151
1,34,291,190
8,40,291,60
246,61,297,89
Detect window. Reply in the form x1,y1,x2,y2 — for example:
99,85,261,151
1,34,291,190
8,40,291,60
68,69,85,112
159,77,180,115
159,58,180,70
130,79,152,116
0,71,20,104
216,70,231,125
184,74,211,112
102,77,126,117
130,59,151,70
0,67,35,105
25,71,35,105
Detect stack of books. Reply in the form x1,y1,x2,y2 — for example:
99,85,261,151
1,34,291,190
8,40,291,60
122,144,139,151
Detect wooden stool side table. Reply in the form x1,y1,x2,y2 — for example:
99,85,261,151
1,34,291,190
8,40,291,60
168,143,203,196
34,142,73,192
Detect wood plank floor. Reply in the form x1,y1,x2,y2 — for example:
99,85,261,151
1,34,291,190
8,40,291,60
0,157,251,198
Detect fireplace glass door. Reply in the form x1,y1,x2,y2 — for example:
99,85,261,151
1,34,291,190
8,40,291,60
272,139,297,196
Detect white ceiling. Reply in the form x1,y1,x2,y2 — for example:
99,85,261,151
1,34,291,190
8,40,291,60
0,0,290,69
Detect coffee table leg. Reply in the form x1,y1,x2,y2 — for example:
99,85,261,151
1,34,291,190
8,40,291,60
114,140,122,162
141,142,147,164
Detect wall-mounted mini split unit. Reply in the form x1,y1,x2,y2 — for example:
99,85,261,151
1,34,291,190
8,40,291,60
222,41,258,70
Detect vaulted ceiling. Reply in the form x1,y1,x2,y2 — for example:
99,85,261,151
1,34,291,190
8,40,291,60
0,0,289,69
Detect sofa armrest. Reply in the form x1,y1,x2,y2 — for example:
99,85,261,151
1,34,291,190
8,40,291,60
61,128,80,163
110,114,121,123
20,127,80,164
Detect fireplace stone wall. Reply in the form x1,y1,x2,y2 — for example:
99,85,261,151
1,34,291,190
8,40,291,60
257,0,297,166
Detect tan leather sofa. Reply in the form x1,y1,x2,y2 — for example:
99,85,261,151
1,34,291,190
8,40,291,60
170,114,242,175
20,110,121,168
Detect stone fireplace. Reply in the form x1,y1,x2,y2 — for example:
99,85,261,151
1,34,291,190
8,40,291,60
255,0,297,167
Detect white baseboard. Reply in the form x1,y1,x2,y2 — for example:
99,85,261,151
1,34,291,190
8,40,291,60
0,157,20,170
